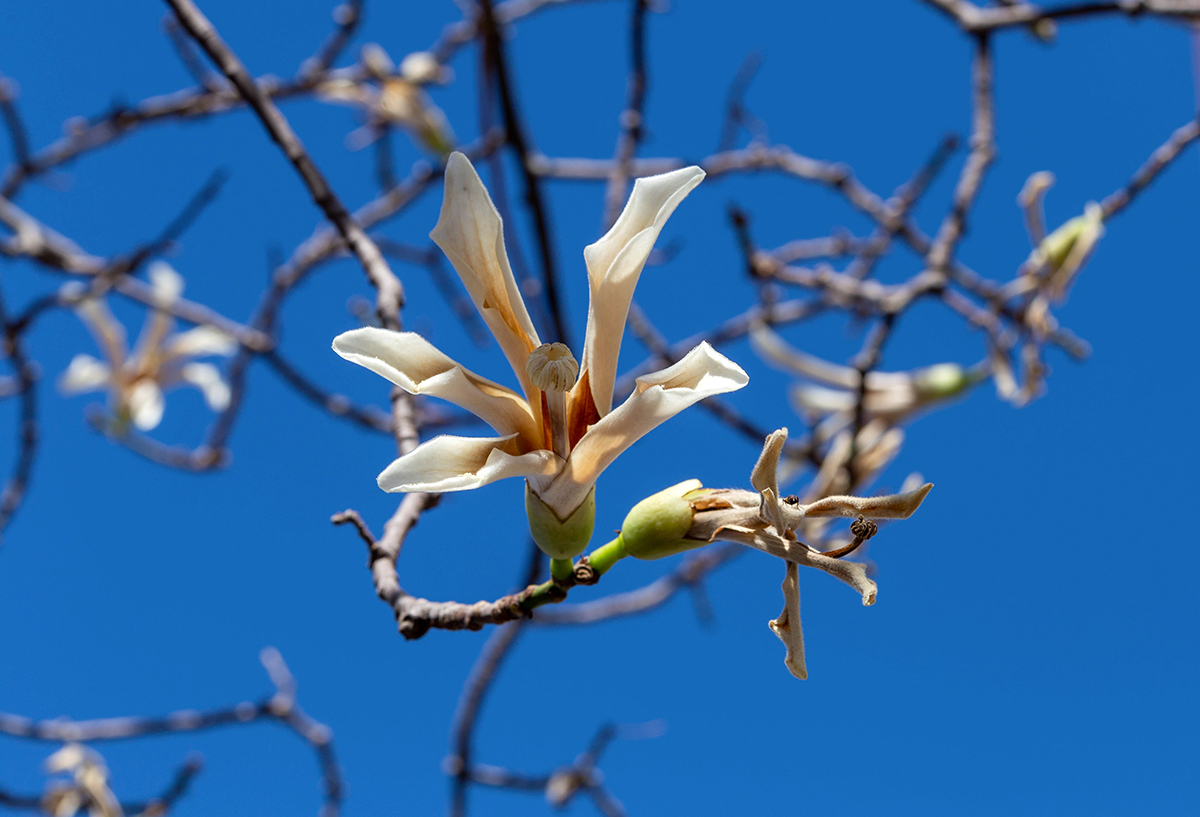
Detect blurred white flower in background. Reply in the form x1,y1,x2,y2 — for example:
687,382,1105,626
58,262,237,432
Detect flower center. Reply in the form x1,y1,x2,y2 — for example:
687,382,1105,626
526,342,578,459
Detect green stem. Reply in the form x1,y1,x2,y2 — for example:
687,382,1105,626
549,557,574,581
515,536,627,616
585,535,627,575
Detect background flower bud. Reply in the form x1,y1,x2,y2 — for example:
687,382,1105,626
619,479,705,560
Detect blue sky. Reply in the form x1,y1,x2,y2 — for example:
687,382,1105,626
1,1,1197,815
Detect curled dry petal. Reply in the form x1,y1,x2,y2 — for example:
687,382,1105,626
537,342,748,517
769,562,807,680
798,482,933,520
376,433,559,494
574,165,706,418
333,327,541,446
430,152,541,405
713,526,877,604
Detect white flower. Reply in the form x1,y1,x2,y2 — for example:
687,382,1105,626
58,262,237,431
318,44,454,155
42,743,122,817
334,152,748,558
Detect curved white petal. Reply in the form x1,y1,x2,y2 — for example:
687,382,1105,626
750,323,859,388
148,261,184,306
178,362,231,411
539,342,747,516
59,354,112,394
165,325,238,358
574,166,705,417
376,433,560,493
74,298,127,367
128,380,165,431
333,328,541,445
429,152,541,403
790,384,855,415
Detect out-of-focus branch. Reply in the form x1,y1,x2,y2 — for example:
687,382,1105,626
927,36,995,272
301,0,365,79
1,756,202,816
163,0,404,331
0,649,341,817
0,285,37,547
1101,113,1200,218
923,0,1200,33
534,543,743,625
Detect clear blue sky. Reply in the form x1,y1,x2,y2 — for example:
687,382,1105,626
1,1,1197,815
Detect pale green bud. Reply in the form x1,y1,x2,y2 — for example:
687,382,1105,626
914,363,984,401
526,484,595,560
619,479,706,561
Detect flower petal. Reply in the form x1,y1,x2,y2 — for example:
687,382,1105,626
574,166,705,417
178,362,232,411
798,483,933,520
165,325,238,358
59,354,112,394
128,380,165,431
74,297,127,368
333,328,541,445
539,342,747,517
719,526,877,604
769,562,808,680
376,433,559,493
750,427,788,533
429,152,540,403
148,261,184,306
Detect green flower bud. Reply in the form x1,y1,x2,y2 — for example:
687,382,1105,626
619,479,705,561
526,484,595,560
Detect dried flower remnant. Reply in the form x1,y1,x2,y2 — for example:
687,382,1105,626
58,262,237,432
334,152,748,559
682,429,930,679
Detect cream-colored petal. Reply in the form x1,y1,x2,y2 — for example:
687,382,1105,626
165,325,238,358
429,152,541,403
376,433,560,493
148,261,184,306
797,483,933,520
538,342,747,517
574,166,705,417
128,380,165,431
333,328,541,445
317,78,376,106
769,562,807,680
750,323,859,388
178,362,231,411
790,384,857,416
74,297,127,368
58,354,112,394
